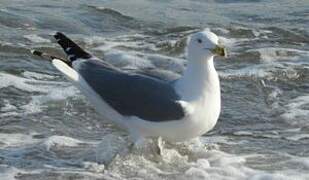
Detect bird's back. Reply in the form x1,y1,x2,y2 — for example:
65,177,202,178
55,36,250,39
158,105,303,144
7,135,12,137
74,59,185,122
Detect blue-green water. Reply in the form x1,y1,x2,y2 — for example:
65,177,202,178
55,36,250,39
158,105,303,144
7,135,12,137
0,0,309,179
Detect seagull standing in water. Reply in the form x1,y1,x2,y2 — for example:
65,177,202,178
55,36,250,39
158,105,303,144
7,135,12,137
31,30,226,144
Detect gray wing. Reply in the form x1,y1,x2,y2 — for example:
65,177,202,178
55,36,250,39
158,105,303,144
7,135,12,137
75,60,185,122
45,32,185,121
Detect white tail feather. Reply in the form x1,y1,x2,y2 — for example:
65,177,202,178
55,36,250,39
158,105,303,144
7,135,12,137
52,59,79,81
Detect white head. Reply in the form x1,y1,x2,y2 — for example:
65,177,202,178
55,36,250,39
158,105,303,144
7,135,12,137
187,30,226,61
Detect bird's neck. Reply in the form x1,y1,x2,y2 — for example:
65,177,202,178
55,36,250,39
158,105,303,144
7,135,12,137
175,55,220,102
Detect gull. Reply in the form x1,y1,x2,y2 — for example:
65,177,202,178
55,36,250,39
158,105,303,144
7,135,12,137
31,30,226,144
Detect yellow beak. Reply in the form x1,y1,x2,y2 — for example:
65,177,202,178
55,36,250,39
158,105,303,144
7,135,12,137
211,45,226,57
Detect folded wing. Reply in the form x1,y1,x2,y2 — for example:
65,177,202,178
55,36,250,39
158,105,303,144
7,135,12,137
32,32,185,122
74,60,185,122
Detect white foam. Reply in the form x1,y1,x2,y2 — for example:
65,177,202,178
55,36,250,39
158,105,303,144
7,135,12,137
104,138,309,180
0,111,19,117
44,135,85,151
0,72,45,92
286,134,309,141
95,41,185,76
251,47,309,63
219,35,258,53
0,133,39,147
233,131,254,136
1,99,17,112
1,133,308,180
24,34,51,43
104,50,154,69
213,27,230,34
218,36,237,48
281,95,309,126
0,72,80,114
288,156,309,170
83,162,105,173
22,71,55,80
20,85,78,114
95,134,128,164
0,165,23,180
202,135,237,145
219,64,272,79
90,34,157,52
147,54,185,73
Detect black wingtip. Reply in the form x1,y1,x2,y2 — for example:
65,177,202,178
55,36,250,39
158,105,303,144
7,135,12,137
54,32,65,41
31,50,43,56
53,32,92,61
30,49,70,64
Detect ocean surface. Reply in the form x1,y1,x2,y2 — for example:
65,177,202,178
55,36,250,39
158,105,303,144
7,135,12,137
0,0,309,179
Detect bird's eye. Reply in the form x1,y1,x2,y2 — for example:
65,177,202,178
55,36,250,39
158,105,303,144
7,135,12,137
197,39,202,43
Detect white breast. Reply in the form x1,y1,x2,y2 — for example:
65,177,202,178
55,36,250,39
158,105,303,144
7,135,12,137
171,56,221,140
178,73,221,139
127,58,221,142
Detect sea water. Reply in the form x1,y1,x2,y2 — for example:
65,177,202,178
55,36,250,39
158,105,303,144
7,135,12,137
0,0,309,179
